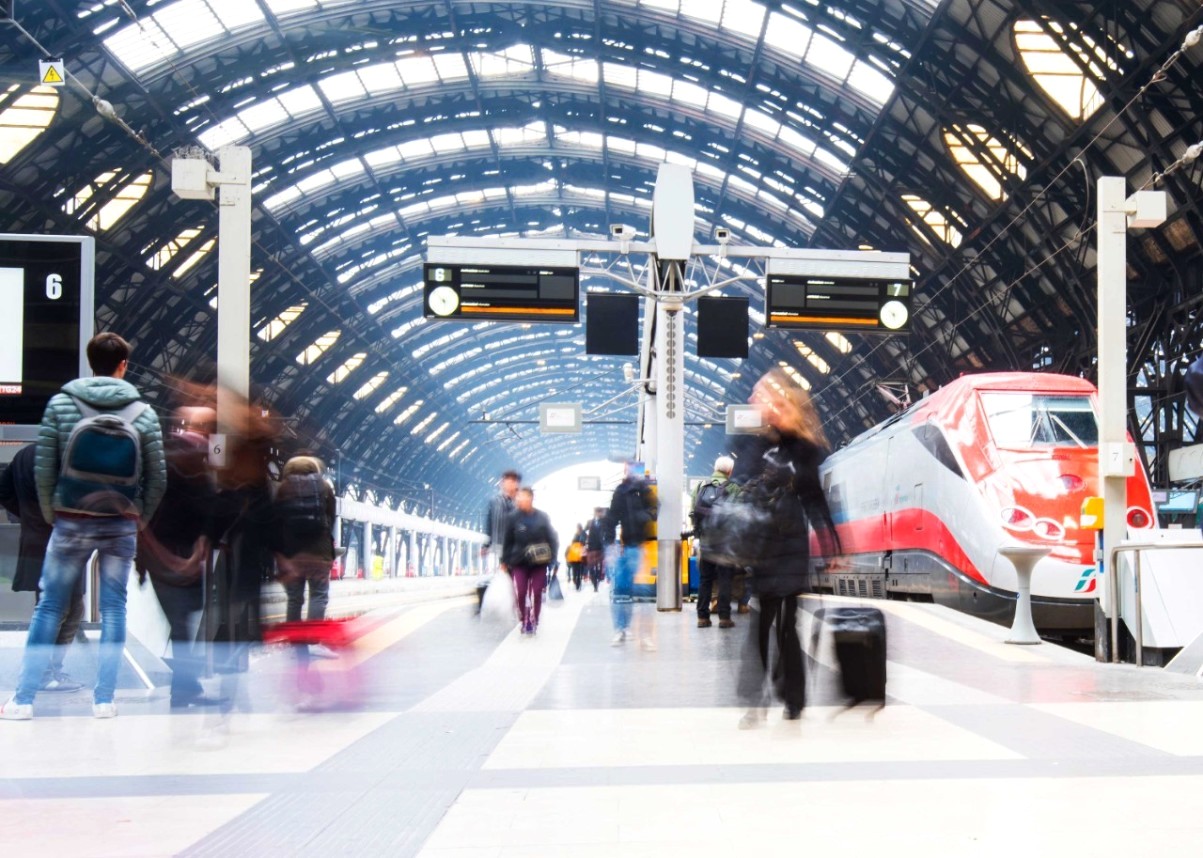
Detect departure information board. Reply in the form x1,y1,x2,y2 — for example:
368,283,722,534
423,263,579,322
0,234,94,429
766,275,912,333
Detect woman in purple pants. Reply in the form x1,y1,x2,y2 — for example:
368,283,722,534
500,487,559,636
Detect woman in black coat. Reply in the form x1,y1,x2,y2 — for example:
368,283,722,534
731,368,841,726
500,487,559,635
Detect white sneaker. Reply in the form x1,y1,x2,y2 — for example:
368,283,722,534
92,701,118,719
640,637,657,652
738,707,768,730
1,698,32,720
308,644,339,660
610,630,626,646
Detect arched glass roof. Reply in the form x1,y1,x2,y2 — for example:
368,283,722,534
4,0,1199,516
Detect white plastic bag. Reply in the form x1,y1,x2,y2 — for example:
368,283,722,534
480,571,517,625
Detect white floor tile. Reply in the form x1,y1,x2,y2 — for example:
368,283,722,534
1033,700,1203,755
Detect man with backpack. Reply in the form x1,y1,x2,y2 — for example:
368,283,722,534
691,455,738,629
605,462,656,646
3,333,166,720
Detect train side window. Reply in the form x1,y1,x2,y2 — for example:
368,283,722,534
911,423,965,478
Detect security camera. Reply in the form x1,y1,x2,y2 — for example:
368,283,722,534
610,224,635,240
714,227,730,244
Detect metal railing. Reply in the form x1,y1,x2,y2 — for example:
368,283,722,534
1107,541,1203,666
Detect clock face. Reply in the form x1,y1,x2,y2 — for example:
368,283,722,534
879,299,909,330
428,285,460,317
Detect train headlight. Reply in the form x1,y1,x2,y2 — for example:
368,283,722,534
1060,474,1085,492
1033,518,1065,540
1001,506,1035,529
1127,507,1153,529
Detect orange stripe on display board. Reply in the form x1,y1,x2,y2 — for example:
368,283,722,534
461,306,576,316
770,313,880,327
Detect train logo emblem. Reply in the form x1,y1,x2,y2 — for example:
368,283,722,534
1073,567,1098,594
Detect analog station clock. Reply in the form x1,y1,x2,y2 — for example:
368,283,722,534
427,285,460,317
879,299,909,330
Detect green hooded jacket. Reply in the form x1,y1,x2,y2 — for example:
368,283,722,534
35,376,167,524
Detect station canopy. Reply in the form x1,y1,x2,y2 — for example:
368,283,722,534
3,0,1200,520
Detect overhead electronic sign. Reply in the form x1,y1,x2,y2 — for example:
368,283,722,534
423,263,579,323
766,275,912,333
0,234,95,434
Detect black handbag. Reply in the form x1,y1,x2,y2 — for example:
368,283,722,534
524,541,553,565
705,479,801,569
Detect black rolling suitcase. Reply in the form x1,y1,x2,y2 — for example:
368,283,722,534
818,606,887,707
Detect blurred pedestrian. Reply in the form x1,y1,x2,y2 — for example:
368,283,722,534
605,462,655,646
0,444,84,692
477,469,520,613
500,487,558,635
583,506,609,592
3,333,166,721
691,455,738,629
732,368,840,727
272,456,336,633
566,524,586,591
138,407,224,708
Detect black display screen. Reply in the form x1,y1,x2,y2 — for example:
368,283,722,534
423,263,580,323
766,274,912,333
0,237,90,426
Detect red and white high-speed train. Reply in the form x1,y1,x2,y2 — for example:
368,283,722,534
814,372,1154,635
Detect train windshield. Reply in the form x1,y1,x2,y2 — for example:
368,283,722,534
980,392,1098,449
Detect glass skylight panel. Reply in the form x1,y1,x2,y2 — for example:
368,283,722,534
826,332,853,354
846,60,894,106
424,422,451,444
944,124,1030,201
795,342,831,374
1014,19,1115,120
813,146,850,175
902,194,963,246
764,12,812,57
707,93,743,122
806,33,856,83
264,0,319,15
358,63,403,95
352,371,388,400
778,361,812,390
155,1,225,50
743,109,780,137
393,400,424,426
641,0,679,12
431,53,469,82
172,238,215,279
64,169,153,232
436,430,462,453
430,132,467,155
146,226,203,270
375,386,408,413
411,412,438,435
296,330,340,365
327,352,366,384
673,81,709,109
278,86,322,117
239,99,289,134
472,46,535,78
0,86,59,164
104,19,176,72
721,0,766,38
257,302,306,342
399,139,436,160
320,69,367,104
198,116,250,150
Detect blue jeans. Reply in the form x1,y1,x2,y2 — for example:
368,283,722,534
610,544,642,632
15,516,137,705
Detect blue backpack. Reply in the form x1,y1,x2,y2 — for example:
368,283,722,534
57,396,148,514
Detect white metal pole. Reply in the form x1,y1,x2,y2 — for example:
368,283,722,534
1097,178,1131,651
215,146,252,436
654,271,685,611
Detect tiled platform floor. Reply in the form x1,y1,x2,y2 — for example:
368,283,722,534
2,585,1202,857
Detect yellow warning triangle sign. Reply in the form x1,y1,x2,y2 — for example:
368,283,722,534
41,64,63,85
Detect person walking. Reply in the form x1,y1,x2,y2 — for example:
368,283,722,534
605,462,655,646
500,487,558,636
0,444,85,693
583,507,609,592
691,455,738,630
272,456,336,634
2,333,166,720
477,469,520,613
732,368,840,727
566,524,586,591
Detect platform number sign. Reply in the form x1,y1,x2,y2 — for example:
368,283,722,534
0,234,95,427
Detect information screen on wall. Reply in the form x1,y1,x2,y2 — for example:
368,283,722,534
0,235,95,428
423,263,579,322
